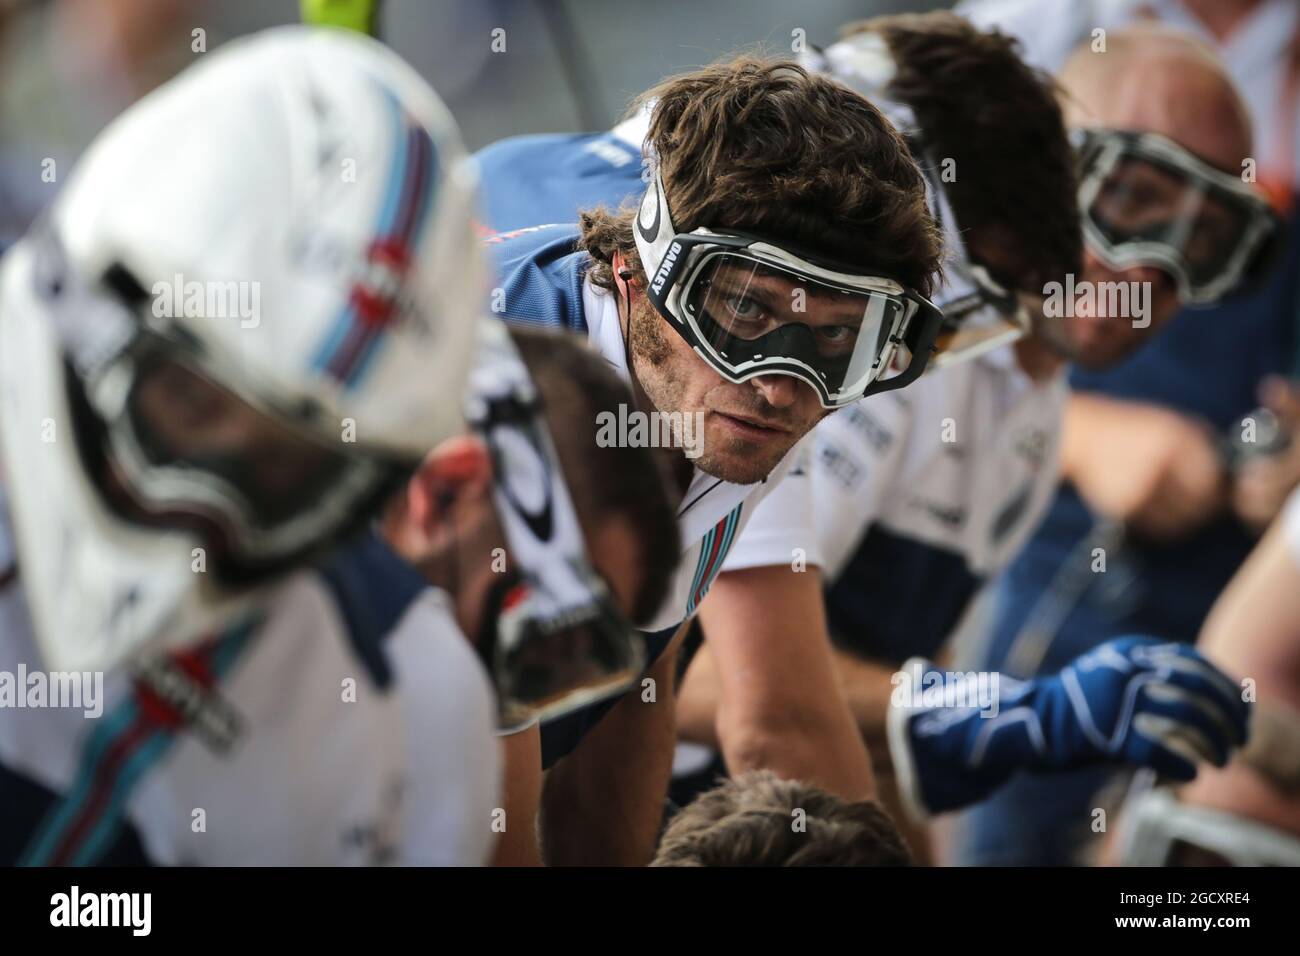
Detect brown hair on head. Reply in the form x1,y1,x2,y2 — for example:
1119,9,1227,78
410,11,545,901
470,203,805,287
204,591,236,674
843,11,1083,292
651,770,913,867
580,55,942,297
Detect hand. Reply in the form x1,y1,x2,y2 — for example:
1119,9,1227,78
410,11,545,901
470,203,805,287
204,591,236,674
1044,637,1250,779
887,638,1250,818
1231,377,1300,533
1063,396,1227,540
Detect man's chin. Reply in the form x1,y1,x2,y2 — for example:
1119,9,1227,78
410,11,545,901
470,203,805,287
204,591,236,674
693,440,791,485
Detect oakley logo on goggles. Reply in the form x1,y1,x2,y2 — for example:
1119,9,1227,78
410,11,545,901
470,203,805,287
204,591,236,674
466,322,645,731
634,171,943,408
1074,128,1279,305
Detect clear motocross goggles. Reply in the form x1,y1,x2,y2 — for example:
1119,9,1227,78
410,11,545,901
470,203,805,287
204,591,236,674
634,172,943,408
62,264,402,582
1074,128,1280,305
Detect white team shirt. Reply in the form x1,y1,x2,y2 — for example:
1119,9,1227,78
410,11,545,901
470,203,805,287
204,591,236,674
0,507,500,866
580,277,813,632
814,344,1066,586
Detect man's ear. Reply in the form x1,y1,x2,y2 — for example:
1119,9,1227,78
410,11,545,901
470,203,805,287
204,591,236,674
612,250,637,298
405,433,493,542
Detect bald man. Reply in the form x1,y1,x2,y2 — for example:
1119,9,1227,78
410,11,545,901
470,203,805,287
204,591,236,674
953,21,1281,866
1049,27,1268,545
1045,25,1252,362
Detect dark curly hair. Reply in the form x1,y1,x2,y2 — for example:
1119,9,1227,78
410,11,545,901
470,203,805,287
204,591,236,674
579,55,942,297
843,11,1083,291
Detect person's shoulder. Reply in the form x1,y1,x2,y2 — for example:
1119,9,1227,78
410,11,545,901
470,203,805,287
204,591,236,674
816,391,913,459
293,531,432,692
253,538,488,710
485,223,591,333
387,589,495,721
475,131,576,164
475,130,645,232
482,221,582,258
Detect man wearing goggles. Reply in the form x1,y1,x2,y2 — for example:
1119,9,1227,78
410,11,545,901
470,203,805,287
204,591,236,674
1075,127,1278,307
953,10,1285,865
475,15,1259,864
0,29,679,865
673,13,1242,857
482,56,944,865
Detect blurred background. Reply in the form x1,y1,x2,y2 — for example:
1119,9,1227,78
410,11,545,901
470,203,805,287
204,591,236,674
0,0,947,167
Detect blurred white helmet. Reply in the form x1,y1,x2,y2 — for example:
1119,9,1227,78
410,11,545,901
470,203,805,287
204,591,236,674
0,25,487,671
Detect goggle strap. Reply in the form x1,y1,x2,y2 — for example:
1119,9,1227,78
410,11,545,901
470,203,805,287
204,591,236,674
634,168,680,289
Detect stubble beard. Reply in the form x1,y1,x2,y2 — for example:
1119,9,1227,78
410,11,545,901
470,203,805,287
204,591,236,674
627,299,798,485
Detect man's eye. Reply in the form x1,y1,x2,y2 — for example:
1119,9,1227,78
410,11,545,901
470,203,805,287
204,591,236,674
818,325,856,346
1103,179,1162,214
725,294,761,320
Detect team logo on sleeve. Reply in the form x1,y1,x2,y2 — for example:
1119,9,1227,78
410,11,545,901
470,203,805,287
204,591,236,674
685,505,744,615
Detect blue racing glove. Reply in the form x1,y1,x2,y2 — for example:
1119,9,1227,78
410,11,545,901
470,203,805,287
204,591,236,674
886,637,1251,819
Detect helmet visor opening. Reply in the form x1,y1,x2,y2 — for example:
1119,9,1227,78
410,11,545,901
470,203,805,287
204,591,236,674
94,347,391,566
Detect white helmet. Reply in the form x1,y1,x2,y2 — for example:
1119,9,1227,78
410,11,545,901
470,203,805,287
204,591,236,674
0,25,488,671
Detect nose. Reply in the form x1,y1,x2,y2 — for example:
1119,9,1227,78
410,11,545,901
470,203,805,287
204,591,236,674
749,373,800,409
1082,247,1118,281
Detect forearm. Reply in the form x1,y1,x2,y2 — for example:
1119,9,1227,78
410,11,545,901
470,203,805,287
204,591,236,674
831,646,900,753
1061,394,1227,536
1059,392,1124,485
538,626,685,866
1198,517,1300,709
698,566,876,800
716,695,875,800
675,642,722,748
679,640,877,798
491,722,544,867
678,644,895,761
